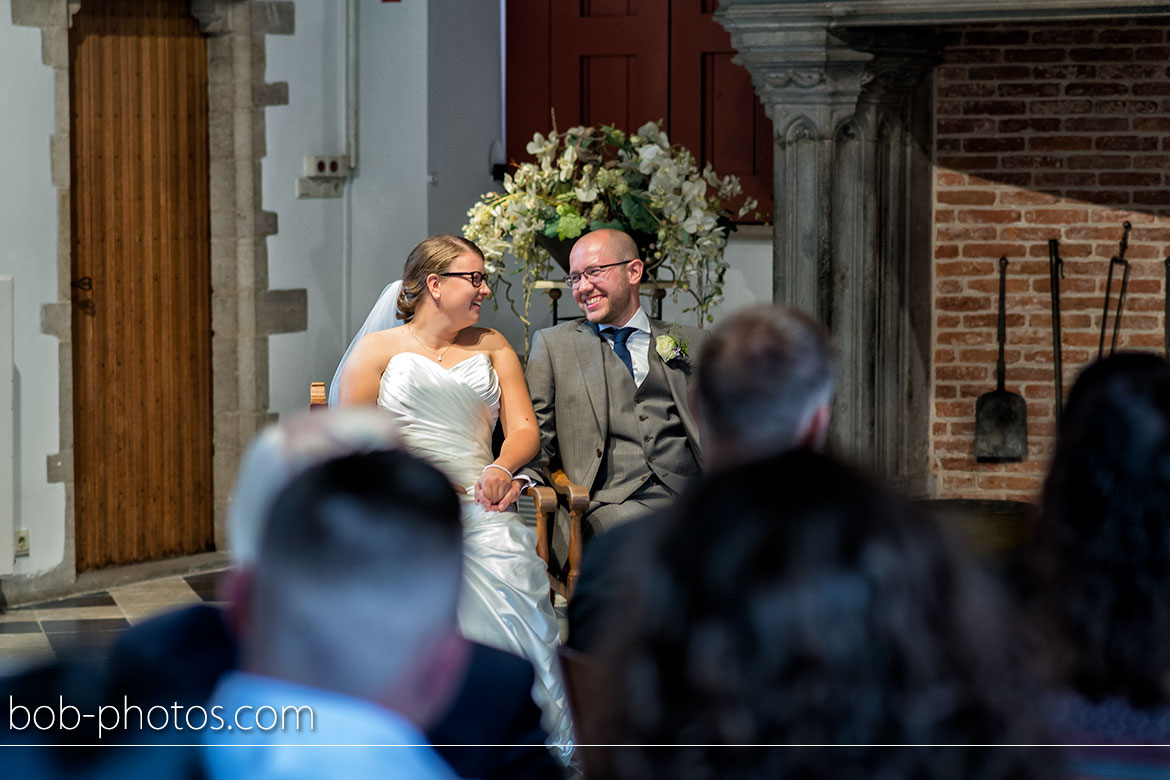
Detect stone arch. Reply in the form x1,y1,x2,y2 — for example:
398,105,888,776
834,117,865,145
784,116,820,144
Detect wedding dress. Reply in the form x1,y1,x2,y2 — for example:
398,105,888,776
376,350,574,758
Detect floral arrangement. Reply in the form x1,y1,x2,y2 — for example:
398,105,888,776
463,121,756,340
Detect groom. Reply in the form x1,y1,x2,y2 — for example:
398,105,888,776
523,229,706,572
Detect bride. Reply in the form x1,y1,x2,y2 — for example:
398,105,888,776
332,234,573,759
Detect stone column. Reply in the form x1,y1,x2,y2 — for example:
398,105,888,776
717,8,939,490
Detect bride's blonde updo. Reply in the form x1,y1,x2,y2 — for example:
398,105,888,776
397,234,484,322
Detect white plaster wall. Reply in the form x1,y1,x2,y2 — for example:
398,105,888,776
266,0,430,415
0,0,66,575
344,0,429,364
426,0,524,346
264,0,348,414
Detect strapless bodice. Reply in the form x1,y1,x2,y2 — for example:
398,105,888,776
377,351,500,491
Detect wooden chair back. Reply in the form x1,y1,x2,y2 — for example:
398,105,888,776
309,381,327,411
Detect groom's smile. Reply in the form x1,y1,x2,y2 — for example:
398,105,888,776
568,232,643,327
573,269,639,326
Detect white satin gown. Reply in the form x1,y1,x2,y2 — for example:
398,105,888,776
377,352,574,756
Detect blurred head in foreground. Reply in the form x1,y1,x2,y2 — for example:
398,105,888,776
695,304,835,468
240,449,466,728
600,449,1048,778
1030,352,1170,707
225,408,402,566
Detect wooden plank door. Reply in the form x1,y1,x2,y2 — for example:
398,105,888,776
508,0,669,157
549,0,669,131
670,0,773,220
69,0,213,571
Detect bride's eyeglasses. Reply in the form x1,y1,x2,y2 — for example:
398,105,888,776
440,271,488,287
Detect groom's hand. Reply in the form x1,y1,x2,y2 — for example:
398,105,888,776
475,468,521,511
486,480,523,512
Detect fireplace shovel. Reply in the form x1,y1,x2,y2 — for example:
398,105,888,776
975,256,1027,462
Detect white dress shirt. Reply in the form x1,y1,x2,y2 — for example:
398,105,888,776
202,671,459,780
600,307,651,387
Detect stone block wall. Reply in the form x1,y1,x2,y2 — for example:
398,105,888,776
932,20,1170,501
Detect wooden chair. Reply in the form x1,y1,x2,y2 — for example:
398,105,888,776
307,381,586,598
309,381,327,411
538,469,587,600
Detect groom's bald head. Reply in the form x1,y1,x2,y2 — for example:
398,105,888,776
589,230,640,269
569,229,645,326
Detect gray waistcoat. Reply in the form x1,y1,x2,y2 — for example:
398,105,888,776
590,340,700,504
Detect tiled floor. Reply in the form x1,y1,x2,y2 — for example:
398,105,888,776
0,569,569,675
0,570,227,674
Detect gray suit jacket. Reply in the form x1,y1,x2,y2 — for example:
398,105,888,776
522,316,706,491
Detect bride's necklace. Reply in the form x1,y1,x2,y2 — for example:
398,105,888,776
407,325,455,363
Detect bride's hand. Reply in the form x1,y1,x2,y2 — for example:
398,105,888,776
475,466,519,511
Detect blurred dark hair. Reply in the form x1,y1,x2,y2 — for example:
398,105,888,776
250,449,464,696
1029,352,1170,706
599,450,1048,779
696,304,835,457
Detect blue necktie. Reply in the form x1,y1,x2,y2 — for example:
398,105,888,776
605,327,636,379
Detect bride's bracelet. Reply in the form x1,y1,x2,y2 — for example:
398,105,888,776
482,463,514,480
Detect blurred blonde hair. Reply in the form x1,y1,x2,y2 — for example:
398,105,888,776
225,408,401,566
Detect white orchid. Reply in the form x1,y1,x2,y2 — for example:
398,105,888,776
636,121,671,148
574,182,599,202
526,132,558,169
573,165,599,202
637,143,665,175
682,208,717,234
681,178,707,207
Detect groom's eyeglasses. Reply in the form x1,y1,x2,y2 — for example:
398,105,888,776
563,260,635,288
441,271,488,287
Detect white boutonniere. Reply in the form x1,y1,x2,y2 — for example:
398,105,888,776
655,326,689,365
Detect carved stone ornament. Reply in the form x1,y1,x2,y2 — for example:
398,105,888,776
766,68,826,89
788,120,818,141
715,0,1170,29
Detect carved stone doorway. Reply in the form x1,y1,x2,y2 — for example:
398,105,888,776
7,0,306,601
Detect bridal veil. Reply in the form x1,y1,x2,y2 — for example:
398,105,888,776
327,280,404,406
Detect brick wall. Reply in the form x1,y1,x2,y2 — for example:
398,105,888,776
933,20,1170,502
